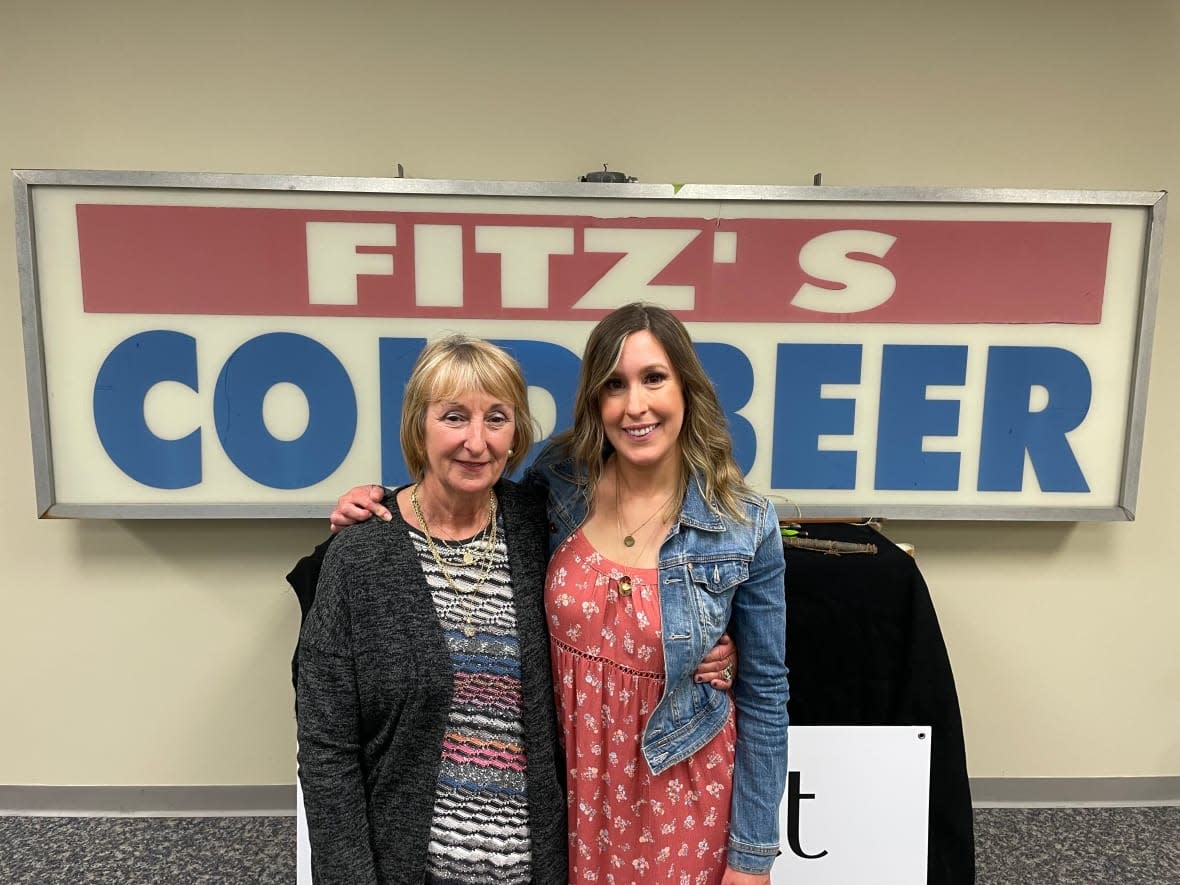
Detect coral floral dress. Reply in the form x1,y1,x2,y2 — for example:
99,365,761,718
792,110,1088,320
545,529,736,885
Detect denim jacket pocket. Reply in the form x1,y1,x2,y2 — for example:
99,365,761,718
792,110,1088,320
687,559,749,632
687,559,749,593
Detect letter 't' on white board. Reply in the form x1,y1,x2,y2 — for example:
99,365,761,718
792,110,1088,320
773,725,931,885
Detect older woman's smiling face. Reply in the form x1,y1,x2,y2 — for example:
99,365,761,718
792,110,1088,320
419,390,516,504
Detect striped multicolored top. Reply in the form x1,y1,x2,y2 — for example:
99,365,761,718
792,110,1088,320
408,516,532,885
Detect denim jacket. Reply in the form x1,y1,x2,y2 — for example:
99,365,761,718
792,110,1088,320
524,444,789,875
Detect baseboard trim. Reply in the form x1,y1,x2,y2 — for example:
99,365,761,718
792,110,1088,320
4,778,1178,816
971,776,1180,807
0,785,296,817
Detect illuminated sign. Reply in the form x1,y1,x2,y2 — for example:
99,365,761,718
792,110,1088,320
14,170,1167,519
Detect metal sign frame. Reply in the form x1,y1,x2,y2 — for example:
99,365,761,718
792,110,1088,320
13,169,1168,520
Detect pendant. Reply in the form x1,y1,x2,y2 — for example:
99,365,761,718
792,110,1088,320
463,625,476,638
623,535,636,548
618,576,633,597
462,550,475,565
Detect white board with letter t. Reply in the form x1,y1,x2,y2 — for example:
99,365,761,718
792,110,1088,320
773,725,931,884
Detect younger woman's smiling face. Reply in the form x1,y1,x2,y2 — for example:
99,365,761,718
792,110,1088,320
598,330,685,472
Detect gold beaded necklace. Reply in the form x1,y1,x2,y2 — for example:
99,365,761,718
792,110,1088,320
410,484,499,598
424,492,493,566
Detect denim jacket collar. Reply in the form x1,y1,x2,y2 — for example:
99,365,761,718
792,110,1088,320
545,452,728,534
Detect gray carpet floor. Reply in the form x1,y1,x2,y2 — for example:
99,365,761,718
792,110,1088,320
1,807,1177,884
973,807,1180,884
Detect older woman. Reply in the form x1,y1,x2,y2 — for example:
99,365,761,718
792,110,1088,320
294,335,567,884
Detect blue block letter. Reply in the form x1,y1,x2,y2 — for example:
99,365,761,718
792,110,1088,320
695,342,757,476
214,333,357,489
378,337,427,488
93,330,201,489
772,344,861,489
875,345,967,490
978,346,1091,492
492,339,583,474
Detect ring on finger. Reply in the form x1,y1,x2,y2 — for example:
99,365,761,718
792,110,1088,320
722,664,734,681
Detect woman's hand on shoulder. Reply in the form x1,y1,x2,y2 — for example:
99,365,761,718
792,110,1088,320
721,868,770,885
329,484,391,533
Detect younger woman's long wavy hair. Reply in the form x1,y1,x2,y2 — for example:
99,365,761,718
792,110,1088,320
555,302,751,520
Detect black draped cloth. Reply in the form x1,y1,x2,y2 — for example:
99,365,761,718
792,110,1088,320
783,522,975,885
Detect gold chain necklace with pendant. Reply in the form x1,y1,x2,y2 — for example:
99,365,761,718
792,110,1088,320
613,474,680,597
413,485,493,565
614,474,679,548
411,484,498,595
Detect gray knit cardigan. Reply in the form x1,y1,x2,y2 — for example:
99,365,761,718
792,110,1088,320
295,480,568,885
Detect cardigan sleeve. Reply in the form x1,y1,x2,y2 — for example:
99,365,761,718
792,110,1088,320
296,547,379,885
287,534,336,689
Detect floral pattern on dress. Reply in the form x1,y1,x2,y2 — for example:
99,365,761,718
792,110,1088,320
546,530,736,885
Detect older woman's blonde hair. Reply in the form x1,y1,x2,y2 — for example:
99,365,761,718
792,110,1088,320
555,302,751,520
400,335,536,482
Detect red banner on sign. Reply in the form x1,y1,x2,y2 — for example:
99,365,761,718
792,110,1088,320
76,204,1110,323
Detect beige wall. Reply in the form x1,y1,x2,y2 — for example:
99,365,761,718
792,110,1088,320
1,0,1177,786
